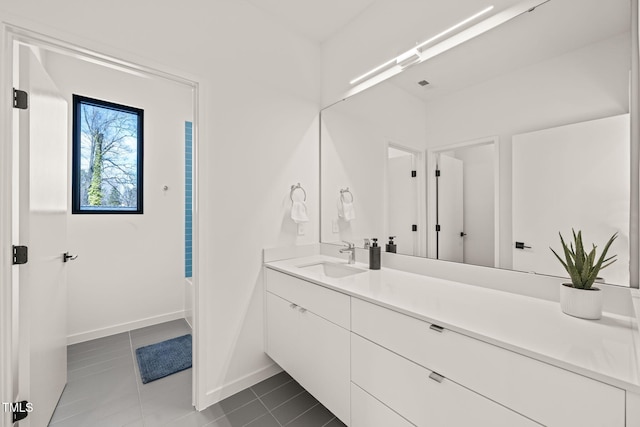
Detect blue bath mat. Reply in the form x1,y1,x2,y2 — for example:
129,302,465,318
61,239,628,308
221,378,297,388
135,334,192,384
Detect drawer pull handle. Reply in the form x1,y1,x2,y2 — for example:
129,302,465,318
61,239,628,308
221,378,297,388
430,324,444,333
429,372,444,383
289,303,298,309
298,307,307,313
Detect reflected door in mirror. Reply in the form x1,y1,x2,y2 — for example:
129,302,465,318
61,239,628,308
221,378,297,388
437,154,464,262
512,114,630,285
387,146,419,256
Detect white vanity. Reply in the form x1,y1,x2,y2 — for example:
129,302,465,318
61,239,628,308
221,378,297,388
264,252,640,427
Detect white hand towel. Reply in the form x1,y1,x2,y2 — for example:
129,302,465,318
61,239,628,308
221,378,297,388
337,199,356,222
291,201,309,224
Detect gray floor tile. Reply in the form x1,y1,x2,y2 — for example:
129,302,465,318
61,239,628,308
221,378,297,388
140,373,193,424
50,394,141,427
137,368,192,402
130,320,191,348
167,389,258,427
67,353,133,382
67,332,130,356
121,419,145,427
259,380,304,410
202,399,268,427
68,344,132,369
286,402,334,427
165,409,215,427
94,403,143,427
271,392,319,426
50,390,139,424
57,364,138,407
250,371,292,397
141,389,192,416
213,389,259,415
143,405,195,426
244,413,281,427
322,417,346,427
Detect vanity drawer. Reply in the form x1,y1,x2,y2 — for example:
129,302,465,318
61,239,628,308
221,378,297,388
351,333,539,427
351,298,625,427
265,268,350,328
351,382,414,427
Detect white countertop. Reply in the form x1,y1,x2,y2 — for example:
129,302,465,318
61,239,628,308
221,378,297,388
265,254,640,393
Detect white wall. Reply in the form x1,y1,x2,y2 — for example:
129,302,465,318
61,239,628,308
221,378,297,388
0,0,320,408
40,51,192,343
425,33,630,268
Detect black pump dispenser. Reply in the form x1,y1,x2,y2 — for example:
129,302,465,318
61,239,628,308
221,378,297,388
369,238,381,270
386,236,397,253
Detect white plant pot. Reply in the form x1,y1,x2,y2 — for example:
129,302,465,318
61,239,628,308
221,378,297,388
559,283,603,320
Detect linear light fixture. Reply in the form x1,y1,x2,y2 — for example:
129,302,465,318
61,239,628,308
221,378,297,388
342,0,550,100
349,5,495,85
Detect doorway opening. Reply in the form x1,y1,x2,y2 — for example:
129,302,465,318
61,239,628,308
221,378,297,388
427,137,500,268
385,143,425,257
0,24,200,427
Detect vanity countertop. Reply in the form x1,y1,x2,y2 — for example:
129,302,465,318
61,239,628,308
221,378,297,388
265,255,640,393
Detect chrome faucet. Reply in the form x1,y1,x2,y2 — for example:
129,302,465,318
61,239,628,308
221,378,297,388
339,241,356,264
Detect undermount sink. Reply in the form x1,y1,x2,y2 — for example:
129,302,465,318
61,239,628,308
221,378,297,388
298,261,365,278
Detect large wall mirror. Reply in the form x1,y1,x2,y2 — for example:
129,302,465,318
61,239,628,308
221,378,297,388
321,0,635,286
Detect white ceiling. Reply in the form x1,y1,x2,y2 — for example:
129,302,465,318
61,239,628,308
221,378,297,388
245,0,377,42
390,0,630,102
246,0,630,102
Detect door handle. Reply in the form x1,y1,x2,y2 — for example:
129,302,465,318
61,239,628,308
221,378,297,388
63,252,78,262
515,241,531,250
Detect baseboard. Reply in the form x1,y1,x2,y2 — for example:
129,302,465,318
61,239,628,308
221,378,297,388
201,363,283,409
66,310,187,345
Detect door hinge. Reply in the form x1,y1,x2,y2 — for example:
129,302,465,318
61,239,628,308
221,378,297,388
412,224,418,232
13,89,28,110
12,245,28,265
10,401,32,422
435,224,441,232
435,169,441,177
411,170,417,177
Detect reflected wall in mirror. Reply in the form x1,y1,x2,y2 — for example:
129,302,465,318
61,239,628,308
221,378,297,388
320,0,633,285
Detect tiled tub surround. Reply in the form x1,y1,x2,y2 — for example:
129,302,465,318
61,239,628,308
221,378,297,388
264,254,640,427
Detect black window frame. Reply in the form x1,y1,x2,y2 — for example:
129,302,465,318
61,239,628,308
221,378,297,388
72,94,144,214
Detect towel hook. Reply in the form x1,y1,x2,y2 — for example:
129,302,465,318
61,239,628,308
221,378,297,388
290,183,306,202
340,187,354,203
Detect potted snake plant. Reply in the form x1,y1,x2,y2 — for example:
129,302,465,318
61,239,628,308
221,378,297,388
550,230,617,320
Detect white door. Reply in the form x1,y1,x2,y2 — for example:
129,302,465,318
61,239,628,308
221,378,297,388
387,148,418,256
14,45,68,427
512,114,629,285
437,154,464,262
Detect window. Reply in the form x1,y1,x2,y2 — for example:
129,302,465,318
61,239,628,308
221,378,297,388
72,95,143,214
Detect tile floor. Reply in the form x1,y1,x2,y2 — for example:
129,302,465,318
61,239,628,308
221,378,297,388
49,319,346,427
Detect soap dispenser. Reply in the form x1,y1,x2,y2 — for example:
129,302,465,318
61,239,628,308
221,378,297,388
369,238,381,270
386,236,397,253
